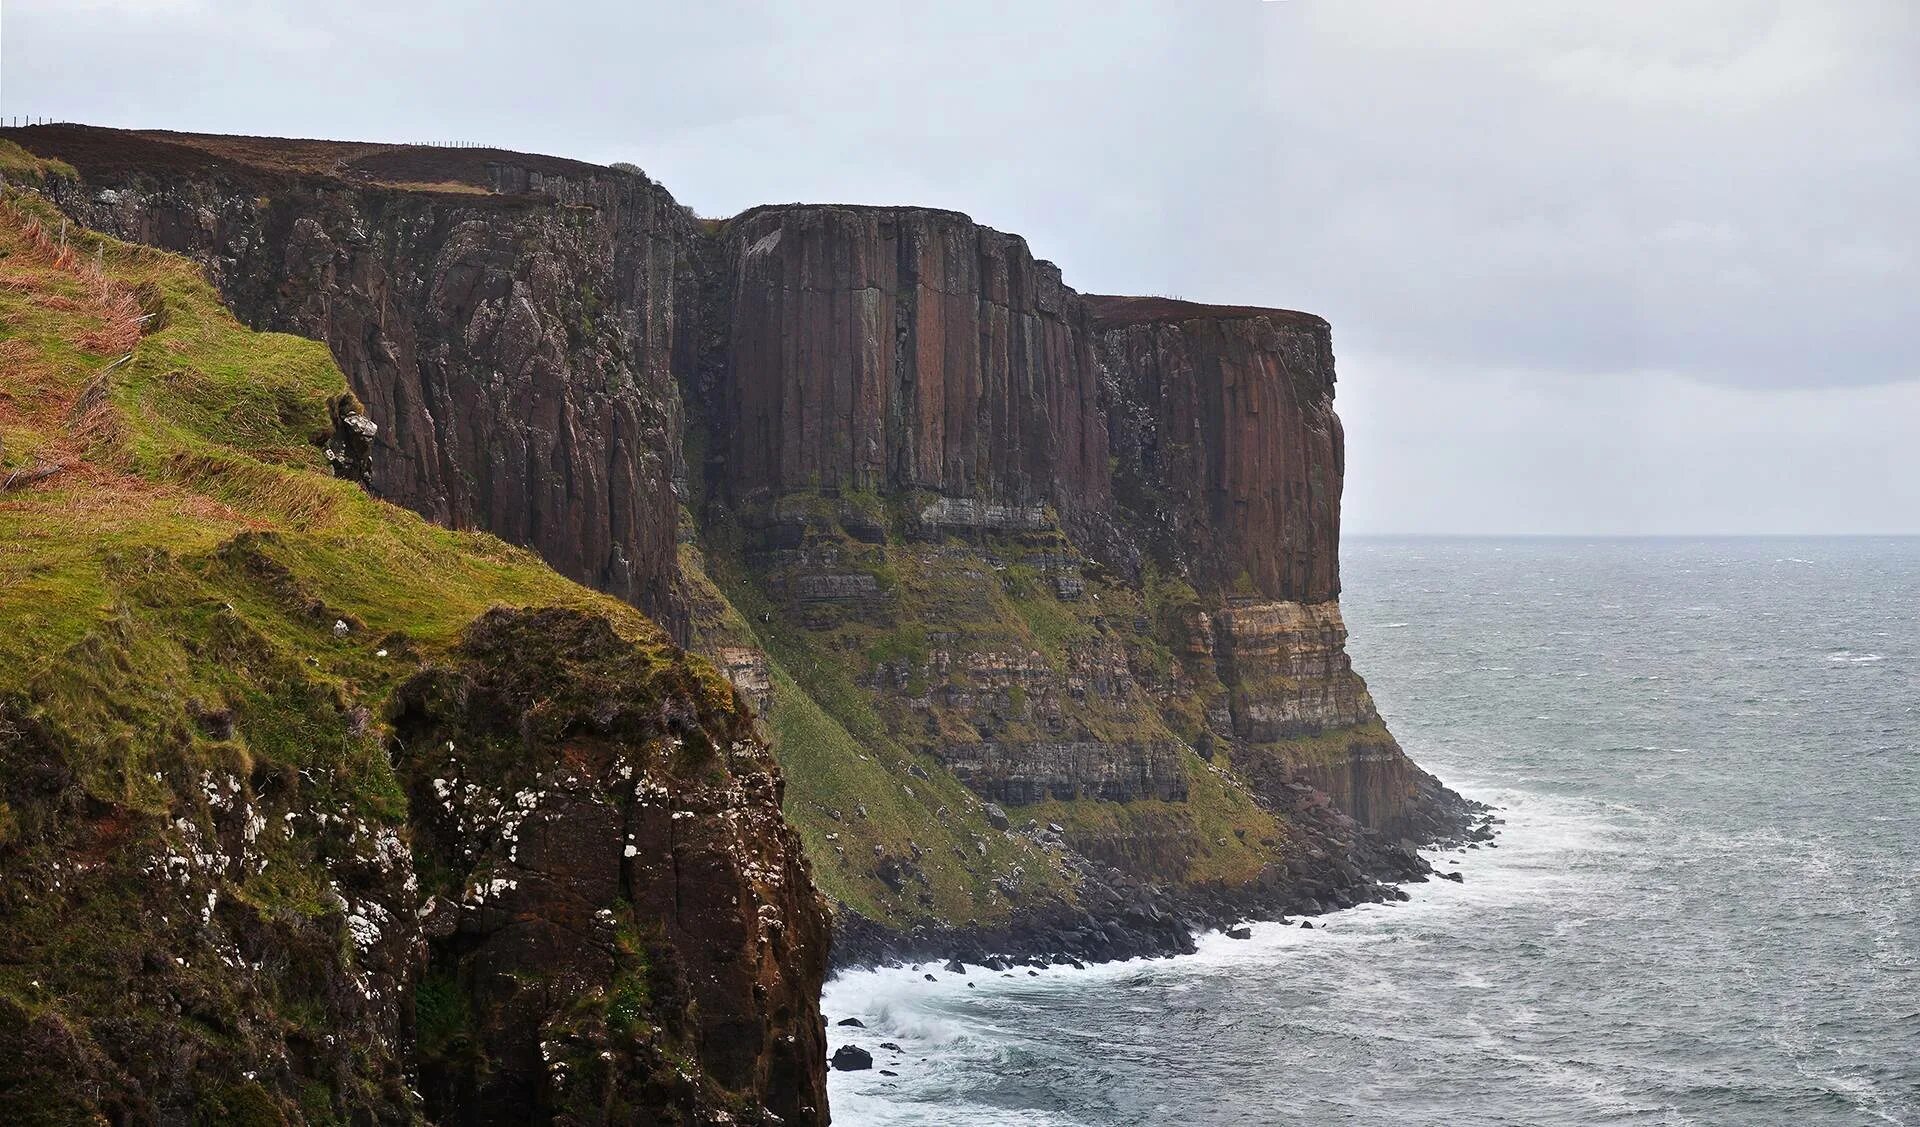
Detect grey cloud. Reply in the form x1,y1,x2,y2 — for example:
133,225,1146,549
5,0,1914,530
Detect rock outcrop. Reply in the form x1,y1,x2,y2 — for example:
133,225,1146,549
717,205,1107,520
1205,600,1377,739
390,608,827,1125
1092,296,1344,603
936,740,1189,805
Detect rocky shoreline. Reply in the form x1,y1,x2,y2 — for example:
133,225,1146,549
3,127,1499,1124
831,779,1495,971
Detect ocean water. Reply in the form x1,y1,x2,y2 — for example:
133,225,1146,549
822,537,1919,1126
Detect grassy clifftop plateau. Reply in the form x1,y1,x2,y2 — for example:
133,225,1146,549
0,188,827,1124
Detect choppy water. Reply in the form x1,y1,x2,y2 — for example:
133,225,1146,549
823,537,1920,1125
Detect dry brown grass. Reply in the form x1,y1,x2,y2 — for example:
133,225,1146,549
7,201,145,357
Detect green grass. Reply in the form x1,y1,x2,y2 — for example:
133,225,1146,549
685,484,1315,923
0,140,75,183
1012,755,1284,886
0,189,686,1122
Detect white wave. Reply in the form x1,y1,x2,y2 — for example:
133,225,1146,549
824,779,1628,1124
1827,651,1886,664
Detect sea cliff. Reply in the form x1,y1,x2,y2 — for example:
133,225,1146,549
6,122,1481,1033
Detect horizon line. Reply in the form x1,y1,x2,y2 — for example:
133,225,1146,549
1342,531,1920,539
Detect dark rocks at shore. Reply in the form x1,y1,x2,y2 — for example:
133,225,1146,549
831,1045,874,1072
837,1017,866,1027
830,781,1492,972
1439,870,1465,883
1300,920,1315,929
833,775,1489,979
1226,926,1253,940
944,958,967,975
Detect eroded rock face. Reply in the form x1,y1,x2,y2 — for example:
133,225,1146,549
936,740,1188,805
390,608,829,1125
1209,599,1379,739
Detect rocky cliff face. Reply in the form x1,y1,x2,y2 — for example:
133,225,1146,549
715,206,1108,528
1092,295,1344,604
9,126,1480,978
690,202,1474,950
0,195,826,1124
389,608,827,1124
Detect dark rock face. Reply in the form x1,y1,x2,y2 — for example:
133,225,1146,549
31,126,702,634
717,205,1108,518
389,608,829,1125
1092,296,1344,603
936,739,1188,805
709,212,1343,606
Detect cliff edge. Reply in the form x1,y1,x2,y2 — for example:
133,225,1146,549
0,182,826,1124
6,125,1485,976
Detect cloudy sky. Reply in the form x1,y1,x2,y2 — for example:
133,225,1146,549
6,0,1916,533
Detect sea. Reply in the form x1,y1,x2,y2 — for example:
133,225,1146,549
822,537,1919,1125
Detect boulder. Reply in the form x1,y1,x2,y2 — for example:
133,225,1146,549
831,1045,874,1072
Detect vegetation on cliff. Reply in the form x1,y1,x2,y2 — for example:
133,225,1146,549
0,193,826,1124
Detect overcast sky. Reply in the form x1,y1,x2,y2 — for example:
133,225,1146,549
6,0,1916,533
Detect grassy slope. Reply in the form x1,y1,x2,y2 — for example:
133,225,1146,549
679,539,1072,926
0,186,662,698
0,189,701,1122
681,483,1312,929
